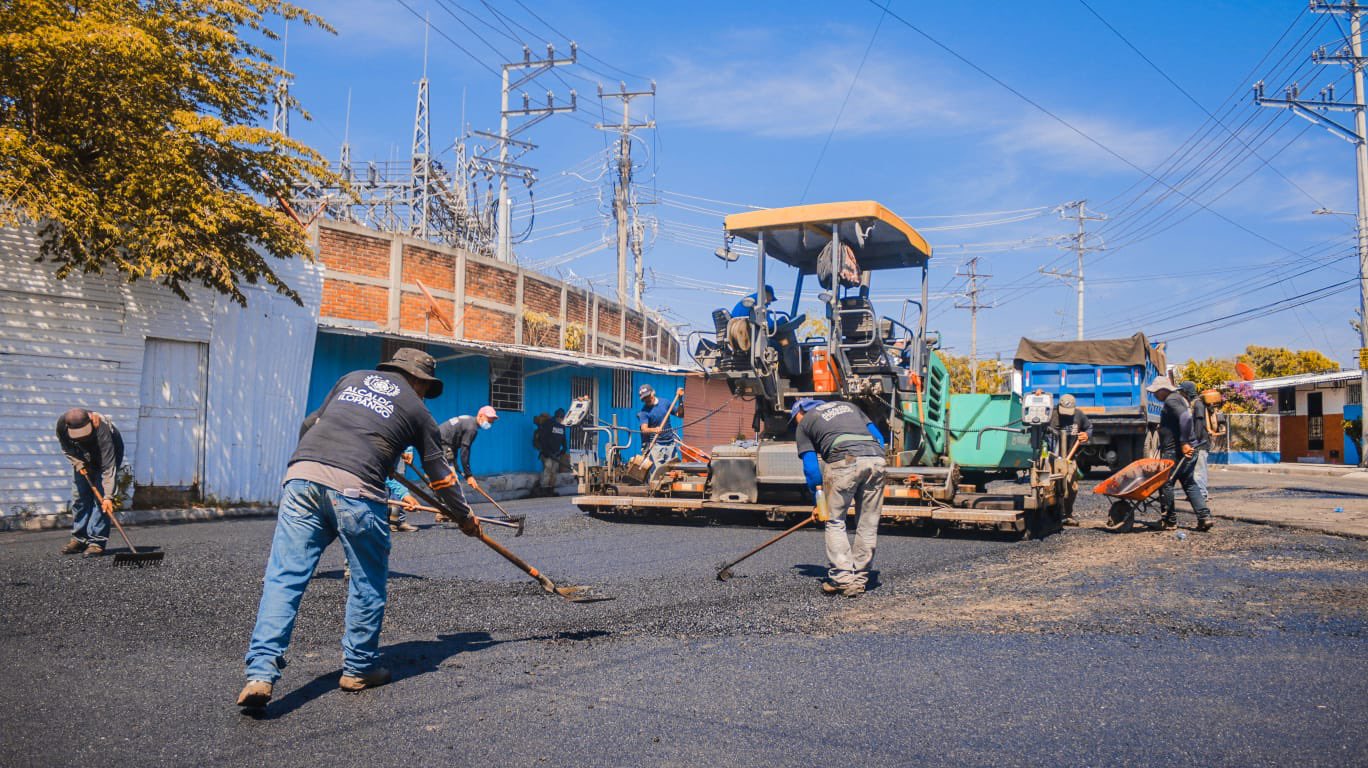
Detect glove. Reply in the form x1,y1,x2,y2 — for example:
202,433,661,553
466,476,480,490
1181,443,1194,457
457,515,481,537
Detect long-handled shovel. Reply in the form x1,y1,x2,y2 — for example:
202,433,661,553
80,468,163,567
387,500,525,537
716,512,818,581
389,473,612,603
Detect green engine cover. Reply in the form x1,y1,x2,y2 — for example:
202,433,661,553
947,393,1034,470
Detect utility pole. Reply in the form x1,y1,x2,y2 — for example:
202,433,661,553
1041,200,1106,340
471,44,578,263
955,257,993,392
1254,0,1368,467
596,82,656,309
271,22,290,136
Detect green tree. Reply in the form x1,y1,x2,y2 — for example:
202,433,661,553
940,353,1009,394
1178,357,1238,391
0,0,337,304
1237,345,1339,379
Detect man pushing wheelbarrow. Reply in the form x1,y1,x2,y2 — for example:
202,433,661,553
1097,376,1212,532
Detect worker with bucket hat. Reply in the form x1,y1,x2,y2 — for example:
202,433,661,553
238,347,478,710
1147,375,1213,532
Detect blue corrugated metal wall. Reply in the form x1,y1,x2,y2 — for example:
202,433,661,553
306,331,683,476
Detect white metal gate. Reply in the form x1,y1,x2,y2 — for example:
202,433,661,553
135,338,208,491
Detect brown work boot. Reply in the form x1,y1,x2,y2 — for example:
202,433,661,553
390,522,418,533
82,544,105,558
339,667,391,692
1194,517,1215,532
820,580,841,595
60,538,87,555
842,582,866,598
236,680,273,708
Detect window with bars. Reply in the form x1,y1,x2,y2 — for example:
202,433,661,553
612,368,633,409
489,357,524,412
1349,385,1362,405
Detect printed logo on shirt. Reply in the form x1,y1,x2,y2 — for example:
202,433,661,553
817,403,856,421
338,386,395,418
363,375,401,397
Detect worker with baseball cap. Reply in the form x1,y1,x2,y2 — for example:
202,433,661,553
55,408,124,557
792,397,887,597
439,405,499,492
1049,394,1092,524
239,347,478,710
638,384,684,467
1147,375,1213,532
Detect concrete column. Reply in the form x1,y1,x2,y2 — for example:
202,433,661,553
387,238,403,331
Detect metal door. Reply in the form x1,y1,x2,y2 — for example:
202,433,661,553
135,338,208,491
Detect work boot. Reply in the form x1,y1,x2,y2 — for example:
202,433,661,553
1157,517,1178,531
83,544,105,557
390,522,418,533
339,667,391,692
842,582,866,598
820,580,842,595
1062,515,1079,527
60,538,86,555
1194,517,1215,532
236,680,273,708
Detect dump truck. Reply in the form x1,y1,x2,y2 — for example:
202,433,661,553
1012,334,1166,473
570,201,1080,536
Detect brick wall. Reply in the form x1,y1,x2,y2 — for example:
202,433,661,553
466,260,518,305
318,228,389,279
321,281,387,326
315,223,677,362
465,304,516,343
402,244,456,290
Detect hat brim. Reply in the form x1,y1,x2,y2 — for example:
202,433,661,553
376,362,444,399
1056,405,1076,416
67,423,93,439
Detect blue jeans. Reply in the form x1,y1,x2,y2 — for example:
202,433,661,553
244,479,391,683
70,470,109,546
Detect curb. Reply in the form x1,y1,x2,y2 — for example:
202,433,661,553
1208,511,1367,540
1213,464,1368,480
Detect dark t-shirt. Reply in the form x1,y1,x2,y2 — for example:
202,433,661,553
439,415,479,477
291,369,470,517
795,400,882,461
536,421,568,457
56,414,124,496
1158,392,1193,455
1191,398,1209,444
1051,410,1092,437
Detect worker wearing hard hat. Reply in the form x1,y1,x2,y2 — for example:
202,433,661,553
792,398,887,598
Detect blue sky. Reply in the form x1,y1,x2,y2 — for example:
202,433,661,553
276,0,1361,368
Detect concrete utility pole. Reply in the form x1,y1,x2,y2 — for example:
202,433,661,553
1041,200,1107,340
955,257,993,392
1255,0,1368,466
471,44,578,263
596,83,656,309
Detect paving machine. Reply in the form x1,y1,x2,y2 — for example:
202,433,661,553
572,201,1077,536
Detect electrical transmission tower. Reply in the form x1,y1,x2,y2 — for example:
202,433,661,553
1253,0,1368,466
596,82,656,309
272,23,290,136
1040,200,1107,340
955,256,993,392
468,44,578,263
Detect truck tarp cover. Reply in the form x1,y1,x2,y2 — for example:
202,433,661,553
1014,333,1165,371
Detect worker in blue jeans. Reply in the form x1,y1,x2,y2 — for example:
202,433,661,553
239,349,478,709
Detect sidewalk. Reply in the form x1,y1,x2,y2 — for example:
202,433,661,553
1208,465,1368,539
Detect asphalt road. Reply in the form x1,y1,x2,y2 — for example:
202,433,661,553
2,487,1365,767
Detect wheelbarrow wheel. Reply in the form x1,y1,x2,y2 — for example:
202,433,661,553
1104,500,1134,533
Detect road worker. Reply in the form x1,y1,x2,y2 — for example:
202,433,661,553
238,348,478,710
55,408,124,557
792,398,887,597
439,405,499,493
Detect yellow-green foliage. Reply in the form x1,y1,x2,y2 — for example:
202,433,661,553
0,0,338,305
1237,345,1339,379
1179,357,1238,391
940,353,1009,394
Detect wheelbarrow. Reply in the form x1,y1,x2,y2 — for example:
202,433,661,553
1094,457,1178,533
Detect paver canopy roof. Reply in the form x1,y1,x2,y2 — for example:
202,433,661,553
724,201,932,274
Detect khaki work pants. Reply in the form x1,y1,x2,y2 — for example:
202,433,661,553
540,456,560,491
821,454,886,588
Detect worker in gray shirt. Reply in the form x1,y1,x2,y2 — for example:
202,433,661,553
792,398,887,597
55,408,124,557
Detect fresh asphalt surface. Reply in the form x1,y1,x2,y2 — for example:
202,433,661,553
2,485,1365,767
